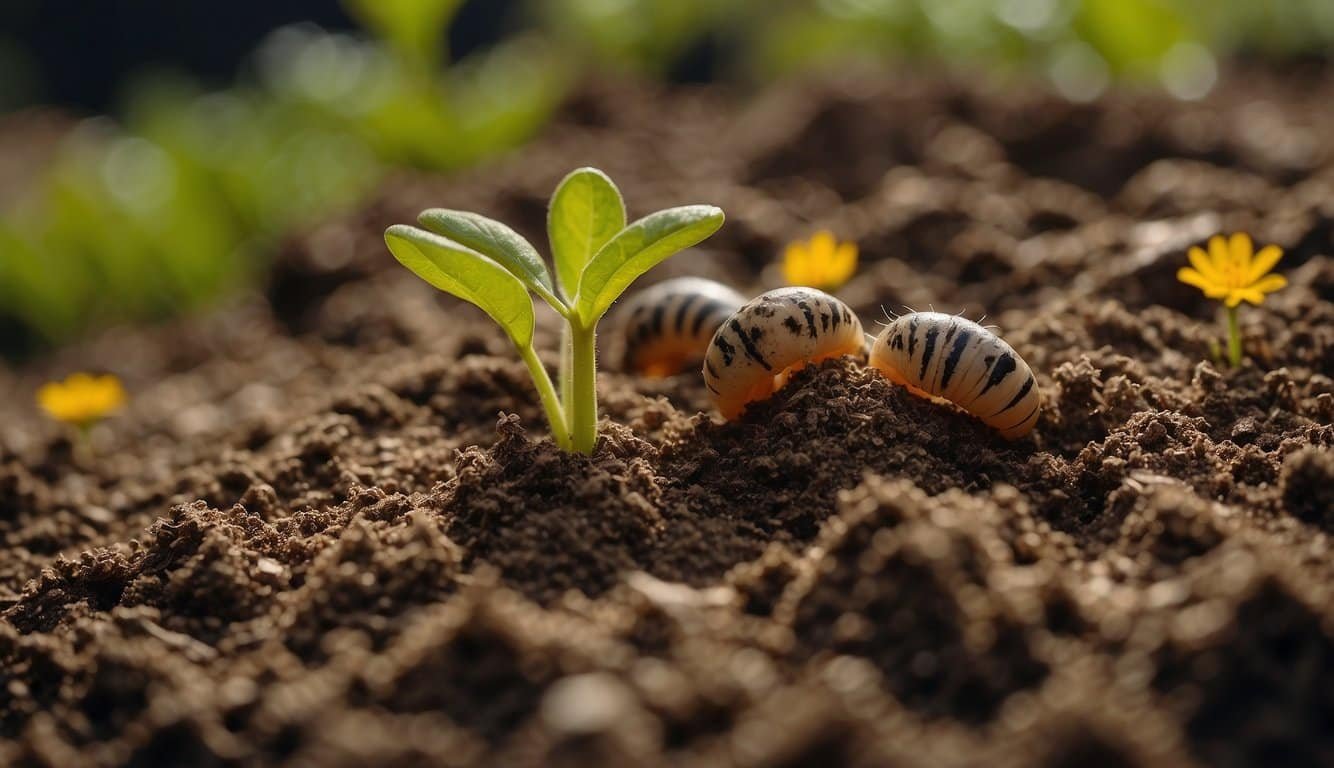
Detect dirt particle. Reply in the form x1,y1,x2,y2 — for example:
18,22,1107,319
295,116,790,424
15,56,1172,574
1280,447,1334,530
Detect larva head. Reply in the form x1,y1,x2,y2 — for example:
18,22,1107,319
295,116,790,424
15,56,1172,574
617,277,747,377
704,286,866,420
870,312,1041,439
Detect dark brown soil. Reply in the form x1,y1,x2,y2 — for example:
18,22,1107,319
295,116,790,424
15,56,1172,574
2,70,1333,767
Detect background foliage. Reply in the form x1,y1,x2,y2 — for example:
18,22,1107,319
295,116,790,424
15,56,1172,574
1,0,1332,356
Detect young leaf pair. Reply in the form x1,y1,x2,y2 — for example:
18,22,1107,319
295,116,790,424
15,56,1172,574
385,167,725,453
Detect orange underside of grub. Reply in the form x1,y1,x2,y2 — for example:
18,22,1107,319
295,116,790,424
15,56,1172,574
870,358,1038,440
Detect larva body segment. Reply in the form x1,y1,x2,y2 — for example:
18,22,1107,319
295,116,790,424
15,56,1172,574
704,287,866,420
618,278,748,377
870,312,1041,439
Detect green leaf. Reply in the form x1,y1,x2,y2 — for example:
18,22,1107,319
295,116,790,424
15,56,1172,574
575,205,725,325
547,167,625,300
417,208,557,301
385,224,535,348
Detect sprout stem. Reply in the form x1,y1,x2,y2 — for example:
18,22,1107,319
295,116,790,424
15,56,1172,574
519,343,572,450
568,321,599,454
560,324,575,429
1225,305,1242,368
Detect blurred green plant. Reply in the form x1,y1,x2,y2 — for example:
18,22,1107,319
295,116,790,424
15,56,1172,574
343,0,463,70
539,0,1334,99
0,2,569,357
533,0,748,75
6,0,1334,357
256,23,565,170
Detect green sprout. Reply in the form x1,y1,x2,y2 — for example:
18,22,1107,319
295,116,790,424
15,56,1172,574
385,167,724,453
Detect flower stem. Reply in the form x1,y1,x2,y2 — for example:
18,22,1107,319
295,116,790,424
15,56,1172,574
568,321,599,454
74,422,94,466
518,343,572,451
1225,305,1243,368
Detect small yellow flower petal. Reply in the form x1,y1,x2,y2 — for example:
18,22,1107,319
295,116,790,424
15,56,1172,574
781,231,859,290
810,230,837,260
830,242,858,285
1181,233,1286,308
36,373,125,426
1187,246,1222,283
1247,245,1283,284
782,243,809,285
1177,267,1218,294
36,382,63,408
1228,232,1253,269
1207,235,1230,273
1236,289,1268,306
1250,273,1287,295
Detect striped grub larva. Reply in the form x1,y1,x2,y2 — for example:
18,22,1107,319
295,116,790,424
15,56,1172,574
618,278,748,377
870,312,1041,439
704,287,866,420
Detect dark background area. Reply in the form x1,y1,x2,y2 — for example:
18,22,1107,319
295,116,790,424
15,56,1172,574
0,0,520,113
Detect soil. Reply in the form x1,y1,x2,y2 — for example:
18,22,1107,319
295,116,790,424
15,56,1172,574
2,69,1333,767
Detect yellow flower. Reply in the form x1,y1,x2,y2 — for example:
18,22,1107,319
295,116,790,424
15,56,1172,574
37,373,126,427
782,230,858,291
1177,233,1286,308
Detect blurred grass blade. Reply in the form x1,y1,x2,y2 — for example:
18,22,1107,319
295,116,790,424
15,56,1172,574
1076,0,1189,75
385,224,535,348
341,0,462,69
548,167,626,301
575,205,724,325
417,208,561,309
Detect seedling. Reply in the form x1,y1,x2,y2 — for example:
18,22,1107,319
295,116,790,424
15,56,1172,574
386,167,724,453
1177,233,1286,368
